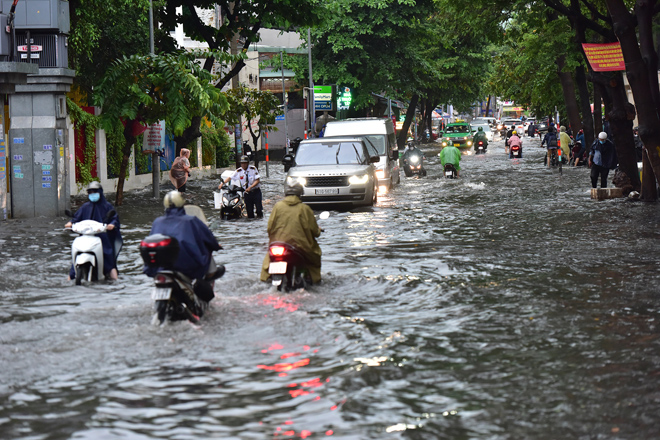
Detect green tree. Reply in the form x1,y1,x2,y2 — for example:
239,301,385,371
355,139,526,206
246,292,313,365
224,85,283,163
94,52,229,205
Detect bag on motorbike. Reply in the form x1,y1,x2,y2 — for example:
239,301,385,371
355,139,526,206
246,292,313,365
546,132,558,148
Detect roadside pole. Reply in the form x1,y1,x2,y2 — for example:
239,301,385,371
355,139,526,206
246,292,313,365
308,29,315,137
265,130,269,178
149,0,159,198
281,51,288,154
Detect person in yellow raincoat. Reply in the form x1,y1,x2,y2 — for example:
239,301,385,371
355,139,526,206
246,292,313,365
260,184,322,283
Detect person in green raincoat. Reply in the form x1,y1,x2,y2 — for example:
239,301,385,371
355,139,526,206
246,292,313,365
260,184,322,283
439,145,462,177
472,126,489,151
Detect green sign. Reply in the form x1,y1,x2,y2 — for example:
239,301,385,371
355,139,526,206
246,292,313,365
314,85,335,111
337,87,352,111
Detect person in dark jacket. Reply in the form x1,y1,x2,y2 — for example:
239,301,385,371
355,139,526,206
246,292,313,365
65,181,122,280
588,132,618,188
144,191,222,282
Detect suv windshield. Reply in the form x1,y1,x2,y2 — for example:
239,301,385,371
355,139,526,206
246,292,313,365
296,142,366,165
445,125,470,133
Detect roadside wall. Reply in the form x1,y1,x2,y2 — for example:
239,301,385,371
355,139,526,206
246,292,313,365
67,126,225,196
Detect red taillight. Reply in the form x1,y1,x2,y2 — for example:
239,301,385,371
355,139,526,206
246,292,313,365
478,141,483,145
141,238,171,248
155,274,172,284
270,246,286,257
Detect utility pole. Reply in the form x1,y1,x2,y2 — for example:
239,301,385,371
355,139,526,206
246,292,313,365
281,51,289,154
230,2,241,169
307,29,315,137
149,0,160,199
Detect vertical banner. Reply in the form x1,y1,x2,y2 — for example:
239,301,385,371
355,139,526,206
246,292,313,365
582,43,626,72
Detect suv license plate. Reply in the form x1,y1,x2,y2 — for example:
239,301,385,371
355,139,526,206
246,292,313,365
269,261,287,274
315,188,339,195
151,287,172,300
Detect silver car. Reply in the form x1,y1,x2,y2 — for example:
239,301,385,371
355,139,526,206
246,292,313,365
283,138,380,207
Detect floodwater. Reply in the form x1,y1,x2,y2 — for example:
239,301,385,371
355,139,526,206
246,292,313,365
1,136,659,439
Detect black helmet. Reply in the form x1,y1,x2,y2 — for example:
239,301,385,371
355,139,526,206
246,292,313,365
285,183,304,197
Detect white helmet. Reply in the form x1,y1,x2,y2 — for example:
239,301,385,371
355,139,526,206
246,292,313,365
163,190,185,209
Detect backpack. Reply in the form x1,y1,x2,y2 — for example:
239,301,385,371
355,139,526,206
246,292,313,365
546,132,558,148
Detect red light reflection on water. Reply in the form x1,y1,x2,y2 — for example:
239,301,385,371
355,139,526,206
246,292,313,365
261,295,299,312
258,344,337,438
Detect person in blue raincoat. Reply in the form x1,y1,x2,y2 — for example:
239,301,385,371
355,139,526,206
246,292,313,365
144,191,222,282
65,181,122,280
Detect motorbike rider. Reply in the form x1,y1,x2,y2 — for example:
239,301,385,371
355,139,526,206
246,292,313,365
402,140,423,162
144,191,223,300
473,126,489,151
559,126,571,160
508,130,523,158
65,181,122,280
220,155,263,218
439,145,461,177
541,123,559,167
260,183,322,284
574,129,586,166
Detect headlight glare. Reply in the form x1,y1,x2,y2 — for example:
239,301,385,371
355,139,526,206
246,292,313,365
349,174,369,184
286,176,306,186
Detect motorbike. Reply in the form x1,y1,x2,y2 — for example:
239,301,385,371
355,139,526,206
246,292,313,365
66,209,119,285
218,183,246,220
475,140,487,154
402,152,427,177
510,144,522,158
569,142,586,166
140,233,225,325
267,211,329,291
444,163,458,179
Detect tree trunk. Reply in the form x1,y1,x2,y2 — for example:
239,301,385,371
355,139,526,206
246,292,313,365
397,94,419,148
636,0,660,120
606,0,660,192
116,122,137,206
556,55,582,133
485,95,492,117
575,65,595,149
173,116,203,157
593,85,603,139
603,73,642,191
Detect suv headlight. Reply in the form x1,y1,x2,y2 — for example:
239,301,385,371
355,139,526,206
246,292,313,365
375,170,385,180
286,176,306,186
349,174,369,184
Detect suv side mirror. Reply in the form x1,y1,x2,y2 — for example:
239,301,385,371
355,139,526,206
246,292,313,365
370,155,380,163
282,154,295,172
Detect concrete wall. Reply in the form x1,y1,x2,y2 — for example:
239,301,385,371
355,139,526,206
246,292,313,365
67,126,223,196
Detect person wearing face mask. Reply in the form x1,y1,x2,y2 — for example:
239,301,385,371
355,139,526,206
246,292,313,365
588,132,618,189
65,181,122,280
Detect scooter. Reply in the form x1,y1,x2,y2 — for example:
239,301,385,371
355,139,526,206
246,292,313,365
66,209,118,285
475,140,487,154
402,153,426,177
510,144,522,158
218,182,246,220
267,211,329,291
444,163,458,179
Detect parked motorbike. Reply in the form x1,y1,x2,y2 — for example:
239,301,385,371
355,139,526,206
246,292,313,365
267,211,329,291
218,183,246,220
444,163,458,179
66,209,118,285
140,233,225,325
402,152,427,177
475,140,487,154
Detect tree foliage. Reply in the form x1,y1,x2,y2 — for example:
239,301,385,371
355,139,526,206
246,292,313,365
224,85,283,148
93,52,230,204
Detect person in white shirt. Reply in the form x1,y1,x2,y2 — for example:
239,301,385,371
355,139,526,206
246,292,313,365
219,155,263,218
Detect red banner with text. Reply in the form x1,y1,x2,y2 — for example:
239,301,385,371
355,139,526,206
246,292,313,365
582,43,625,72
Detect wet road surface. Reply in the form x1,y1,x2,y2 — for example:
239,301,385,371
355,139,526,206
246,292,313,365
1,136,660,439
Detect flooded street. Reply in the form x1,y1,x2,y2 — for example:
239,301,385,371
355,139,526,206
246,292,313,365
1,137,660,439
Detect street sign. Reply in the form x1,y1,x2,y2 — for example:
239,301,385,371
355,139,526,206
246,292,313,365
314,85,336,112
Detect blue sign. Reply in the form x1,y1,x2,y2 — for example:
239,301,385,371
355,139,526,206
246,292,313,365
13,138,24,144
42,176,52,182
42,183,51,188
315,101,333,111
43,170,51,175
13,155,23,161
43,145,53,150
275,115,285,121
